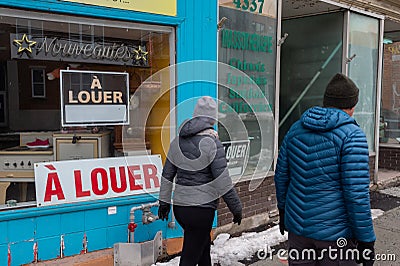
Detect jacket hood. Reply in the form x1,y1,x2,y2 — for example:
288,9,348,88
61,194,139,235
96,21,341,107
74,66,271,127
300,106,357,132
179,117,214,137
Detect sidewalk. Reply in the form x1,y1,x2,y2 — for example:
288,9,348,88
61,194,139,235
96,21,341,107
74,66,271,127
373,207,400,265
249,206,400,266
374,169,400,190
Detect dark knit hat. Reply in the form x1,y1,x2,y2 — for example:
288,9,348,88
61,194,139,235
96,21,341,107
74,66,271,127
323,73,359,109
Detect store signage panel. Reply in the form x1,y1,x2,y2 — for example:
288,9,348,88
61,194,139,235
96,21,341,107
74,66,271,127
218,1,277,176
10,34,149,67
219,0,277,17
218,4,277,117
35,155,163,207
61,0,177,16
222,139,250,176
60,70,129,127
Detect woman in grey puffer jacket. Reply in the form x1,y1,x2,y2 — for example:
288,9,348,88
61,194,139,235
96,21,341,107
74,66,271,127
158,96,242,266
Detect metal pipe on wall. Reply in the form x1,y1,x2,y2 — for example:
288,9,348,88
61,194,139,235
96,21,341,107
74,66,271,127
129,201,160,243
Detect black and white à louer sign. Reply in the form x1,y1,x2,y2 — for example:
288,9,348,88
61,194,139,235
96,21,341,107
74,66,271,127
60,70,129,126
222,139,250,177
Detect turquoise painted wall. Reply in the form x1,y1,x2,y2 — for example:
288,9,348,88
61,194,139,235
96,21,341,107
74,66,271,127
176,1,218,126
0,0,218,265
0,195,175,265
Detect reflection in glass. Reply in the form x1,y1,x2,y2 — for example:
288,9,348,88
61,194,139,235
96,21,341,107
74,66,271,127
348,13,379,152
279,12,343,144
381,43,400,144
218,4,277,177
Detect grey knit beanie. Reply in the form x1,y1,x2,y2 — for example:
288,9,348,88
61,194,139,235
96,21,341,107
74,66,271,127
323,73,359,109
193,96,217,121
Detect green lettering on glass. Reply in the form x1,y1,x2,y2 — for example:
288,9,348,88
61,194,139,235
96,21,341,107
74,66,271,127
233,0,241,9
242,0,249,11
267,36,273,53
228,58,265,73
250,0,257,12
231,0,265,14
222,29,274,52
226,72,267,87
219,101,268,114
258,0,264,13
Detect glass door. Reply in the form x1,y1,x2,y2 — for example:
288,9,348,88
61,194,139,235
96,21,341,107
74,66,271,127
279,8,383,177
279,12,344,144
347,12,381,153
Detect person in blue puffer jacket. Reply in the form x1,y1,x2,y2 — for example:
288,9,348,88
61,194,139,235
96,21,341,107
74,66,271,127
275,73,376,266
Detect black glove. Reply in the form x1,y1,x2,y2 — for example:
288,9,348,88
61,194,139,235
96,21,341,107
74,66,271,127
278,208,286,235
233,212,242,225
356,241,375,266
158,201,170,221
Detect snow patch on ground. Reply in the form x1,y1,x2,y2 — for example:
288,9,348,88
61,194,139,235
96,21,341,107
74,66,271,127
154,209,384,266
371,208,385,219
211,225,287,266
380,186,400,198
154,256,180,266
153,225,287,266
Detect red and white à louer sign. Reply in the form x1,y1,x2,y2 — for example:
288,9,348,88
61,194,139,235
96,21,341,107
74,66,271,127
34,155,162,207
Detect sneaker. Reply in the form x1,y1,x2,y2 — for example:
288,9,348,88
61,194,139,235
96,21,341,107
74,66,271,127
26,138,50,149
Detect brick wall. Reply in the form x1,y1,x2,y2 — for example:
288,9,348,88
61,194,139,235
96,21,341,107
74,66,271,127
382,44,393,111
379,146,400,171
217,176,276,227
369,155,376,181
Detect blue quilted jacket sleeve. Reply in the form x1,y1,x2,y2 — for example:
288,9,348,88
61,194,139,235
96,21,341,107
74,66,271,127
341,129,376,242
274,134,290,211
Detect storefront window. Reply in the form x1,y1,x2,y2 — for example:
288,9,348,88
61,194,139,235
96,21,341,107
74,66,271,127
0,10,173,208
280,11,380,154
381,42,400,144
348,12,379,152
279,12,343,144
218,0,278,179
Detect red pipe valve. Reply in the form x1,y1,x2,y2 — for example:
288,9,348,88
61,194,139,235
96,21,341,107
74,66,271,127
128,222,137,232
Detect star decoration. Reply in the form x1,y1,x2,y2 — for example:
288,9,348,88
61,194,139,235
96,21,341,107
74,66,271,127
13,34,37,55
135,45,148,62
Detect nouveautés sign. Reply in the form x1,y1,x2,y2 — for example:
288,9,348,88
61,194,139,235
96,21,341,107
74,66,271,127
61,0,177,16
35,155,163,207
60,70,129,126
10,34,148,66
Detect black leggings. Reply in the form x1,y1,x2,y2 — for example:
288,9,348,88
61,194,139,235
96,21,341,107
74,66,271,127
173,205,215,266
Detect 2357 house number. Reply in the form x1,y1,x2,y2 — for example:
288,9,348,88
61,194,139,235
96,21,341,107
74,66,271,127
233,0,265,13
